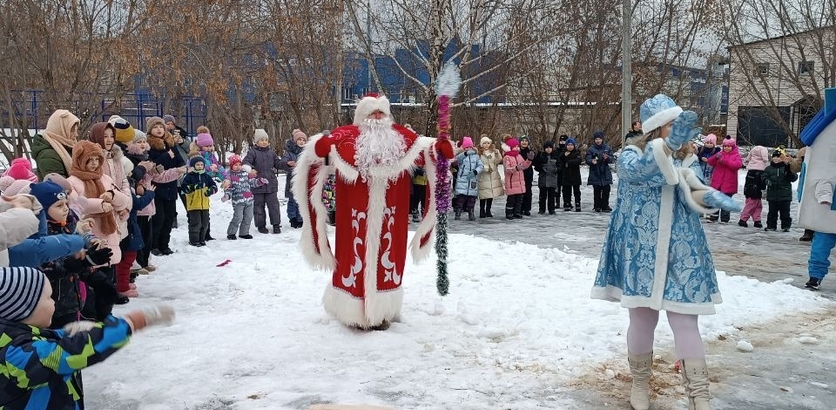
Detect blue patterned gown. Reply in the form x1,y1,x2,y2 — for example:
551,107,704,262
591,138,722,315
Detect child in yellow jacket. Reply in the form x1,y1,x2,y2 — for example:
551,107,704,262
180,157,218,247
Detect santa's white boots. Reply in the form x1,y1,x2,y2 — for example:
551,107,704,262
628,351,653,410
680,359,713,410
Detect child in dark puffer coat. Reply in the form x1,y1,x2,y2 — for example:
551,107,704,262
739,145,769,227
763,149,798,232
222,155,268,240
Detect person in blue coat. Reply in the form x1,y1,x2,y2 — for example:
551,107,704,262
453,136,484,221
590,95,742,410
585,130,615,212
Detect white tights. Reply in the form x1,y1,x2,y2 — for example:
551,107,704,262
627,307,705,359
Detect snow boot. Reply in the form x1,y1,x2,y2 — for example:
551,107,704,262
737,220,747,227
468,210,476,221
454,210,462,220
681,358,712,410
628,351,652,410
227,234,237,240
799,229,814,242
753,221,763,228
485,210,493,218
806,277,822,290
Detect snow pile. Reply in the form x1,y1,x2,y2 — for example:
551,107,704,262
81,194,833,409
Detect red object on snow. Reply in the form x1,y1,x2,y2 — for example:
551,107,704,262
216,259,232,267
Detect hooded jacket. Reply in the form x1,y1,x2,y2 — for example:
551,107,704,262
706,140,743,194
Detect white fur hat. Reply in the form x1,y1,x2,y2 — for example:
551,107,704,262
353,94,391,125
253,128,269,143
639,94,683,135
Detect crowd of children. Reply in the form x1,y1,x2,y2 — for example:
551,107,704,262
0,108,317,406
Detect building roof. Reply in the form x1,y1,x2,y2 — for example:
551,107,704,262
728,26,836,50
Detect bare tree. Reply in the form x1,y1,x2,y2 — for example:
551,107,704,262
721,0,835,145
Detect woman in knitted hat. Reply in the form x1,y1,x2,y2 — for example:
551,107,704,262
280,129,308,228
145,116,186,255
32,110,80,179
592,95,741,410
477,135,504,218
243,128,284,234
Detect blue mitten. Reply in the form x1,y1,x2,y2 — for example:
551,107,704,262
703,191,742,212
667,111,699,151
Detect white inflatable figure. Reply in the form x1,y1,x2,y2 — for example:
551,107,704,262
797,87,836,290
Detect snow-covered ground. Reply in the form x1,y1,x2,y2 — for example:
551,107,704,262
83,170,835,410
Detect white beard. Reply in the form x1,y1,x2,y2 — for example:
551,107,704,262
355,118,407,181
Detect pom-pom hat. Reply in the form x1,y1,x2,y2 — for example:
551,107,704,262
640,94,683,135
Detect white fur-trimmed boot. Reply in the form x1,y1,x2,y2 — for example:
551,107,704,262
680,358,712,410
628,351,653,410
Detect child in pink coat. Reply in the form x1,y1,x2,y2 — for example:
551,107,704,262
503,138,534,219
706,137,743,222
66,141,132,265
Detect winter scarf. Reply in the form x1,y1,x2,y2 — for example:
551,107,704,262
69,141,118,235
41,110,80,173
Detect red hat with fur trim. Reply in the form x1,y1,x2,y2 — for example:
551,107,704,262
353,93,391,126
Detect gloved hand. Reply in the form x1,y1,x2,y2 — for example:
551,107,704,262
703,190,742,212
472,170,478,176
204,187,214,196
526,151,536,160
85,247,114,266
221,193,230,202
126,305,175,330
182,184,196,194
667,110,700,151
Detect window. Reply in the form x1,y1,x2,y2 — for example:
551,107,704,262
754,63,770,76
799,61,814,74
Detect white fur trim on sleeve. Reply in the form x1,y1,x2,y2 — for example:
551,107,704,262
677,167,716,214
292,133,336,270
650,138,679,185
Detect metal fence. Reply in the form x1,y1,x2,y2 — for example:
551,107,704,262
0,90,207,135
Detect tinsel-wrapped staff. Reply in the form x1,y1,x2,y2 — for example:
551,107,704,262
434,62,462,296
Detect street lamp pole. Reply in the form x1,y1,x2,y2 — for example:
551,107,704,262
621,0,632,149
